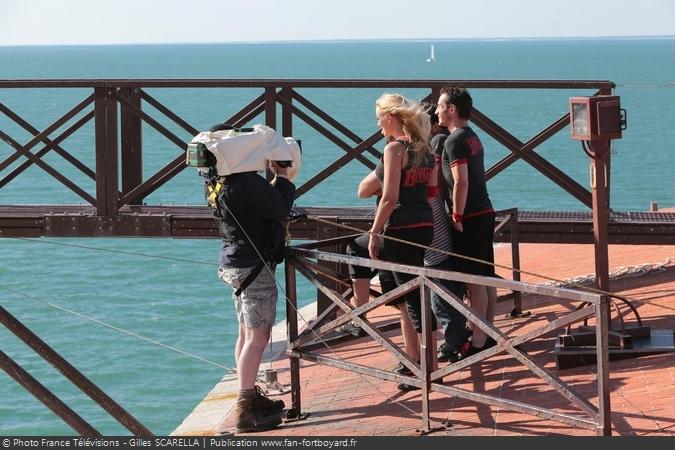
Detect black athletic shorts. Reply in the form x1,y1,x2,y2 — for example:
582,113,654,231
452,212,496,277
347,226,436,332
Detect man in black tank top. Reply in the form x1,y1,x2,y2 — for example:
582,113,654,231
436,87,498,361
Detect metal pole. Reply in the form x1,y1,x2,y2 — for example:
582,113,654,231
510,210,523,315
420,280,432,432
94,87,108,217
280,87,293,138
120,86,143,205
105,87,119,217
285,258,302,418
595,300,612,435
265,87,277,182
590,140,611,327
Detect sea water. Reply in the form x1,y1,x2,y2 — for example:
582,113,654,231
1,38,674,435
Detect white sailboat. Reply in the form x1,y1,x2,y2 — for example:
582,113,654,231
426,44,436,63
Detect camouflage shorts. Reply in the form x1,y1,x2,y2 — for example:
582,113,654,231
218,264,278,329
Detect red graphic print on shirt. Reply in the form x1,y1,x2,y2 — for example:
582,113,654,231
401,166,432,187
466,136,483,156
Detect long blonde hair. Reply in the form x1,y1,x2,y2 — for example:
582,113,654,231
375,93,431,167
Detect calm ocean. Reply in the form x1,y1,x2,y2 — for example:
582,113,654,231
1,39,674,435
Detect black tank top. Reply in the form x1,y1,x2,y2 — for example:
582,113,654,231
375,141,434,229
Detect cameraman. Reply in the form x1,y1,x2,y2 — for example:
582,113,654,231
214,157,295,433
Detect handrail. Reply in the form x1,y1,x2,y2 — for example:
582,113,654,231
0,79,616,89
291,248,600,303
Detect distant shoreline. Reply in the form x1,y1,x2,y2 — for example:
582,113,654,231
2,35,675,48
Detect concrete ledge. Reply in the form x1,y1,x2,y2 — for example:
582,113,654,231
171,301,317,436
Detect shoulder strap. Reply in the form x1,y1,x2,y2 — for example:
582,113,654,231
205,176,228,217
234,260,267,296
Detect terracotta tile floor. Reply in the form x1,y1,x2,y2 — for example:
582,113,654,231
218,244,675,436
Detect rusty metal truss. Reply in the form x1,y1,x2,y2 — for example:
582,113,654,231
1,79,673,243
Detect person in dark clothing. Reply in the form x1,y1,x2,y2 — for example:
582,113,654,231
209,127,296,432
347,93,437,390
436,87,497,361
426,116,469,363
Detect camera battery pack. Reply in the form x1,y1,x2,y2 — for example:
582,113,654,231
186,142,214,168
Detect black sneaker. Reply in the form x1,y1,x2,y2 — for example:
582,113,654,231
437,343,456,363
448,340,471,363
397,382,421,391
455,341,489,361
392,361,414,376
337,322,366,337
254,385,285,414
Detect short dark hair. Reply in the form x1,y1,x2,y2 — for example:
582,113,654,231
424,103,438,125
426,103,439,125
209,122,234,132
439,87,473,119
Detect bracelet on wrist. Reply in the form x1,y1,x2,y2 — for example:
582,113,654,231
452,212,464,223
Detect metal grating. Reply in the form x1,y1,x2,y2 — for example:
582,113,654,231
299,207,675,225
518,210,675,224
300,206,375,220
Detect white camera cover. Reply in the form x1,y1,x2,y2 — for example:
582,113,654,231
190,124,301,181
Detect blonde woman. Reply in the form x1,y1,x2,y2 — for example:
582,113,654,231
346,93,437,390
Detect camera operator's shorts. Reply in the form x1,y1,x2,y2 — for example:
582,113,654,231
218,264,278,329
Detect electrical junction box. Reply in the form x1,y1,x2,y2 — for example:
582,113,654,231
570,95,623,141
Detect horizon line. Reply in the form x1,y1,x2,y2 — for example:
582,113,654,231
2,34,675,48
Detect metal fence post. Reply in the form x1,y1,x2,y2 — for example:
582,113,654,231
595,297,612,435
420,279,432,432
94,86,119,217
120,86,143,205
280,87,293,138
285,258,302,418
510,210,523,314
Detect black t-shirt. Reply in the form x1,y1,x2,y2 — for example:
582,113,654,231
441,126,492,215
430,132,448,159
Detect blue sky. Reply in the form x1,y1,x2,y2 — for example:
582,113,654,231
1,0,674,45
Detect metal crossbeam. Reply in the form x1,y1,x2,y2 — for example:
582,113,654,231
0,103,95,178
293,259,420,377
1,306,152,436
471,107,593,208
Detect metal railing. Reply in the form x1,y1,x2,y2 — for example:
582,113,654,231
1,78,619,239
0,306,153,436
284,243,611,436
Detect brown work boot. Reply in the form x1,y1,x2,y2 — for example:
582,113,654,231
234,393,281,433
255,385,285,413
